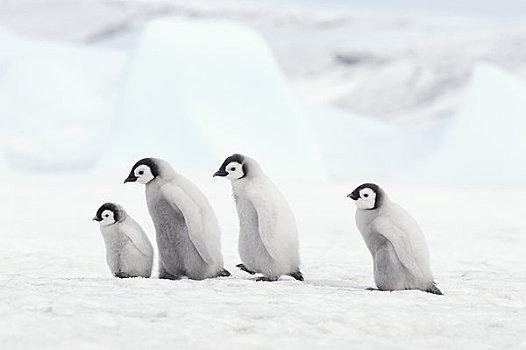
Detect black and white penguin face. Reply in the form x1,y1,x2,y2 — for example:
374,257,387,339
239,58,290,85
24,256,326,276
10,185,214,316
93,203,122,226
223,161,244,180
214,154,246,181
98,210,116,226
347,183,382,210
124,158,159,185
133,164,154,184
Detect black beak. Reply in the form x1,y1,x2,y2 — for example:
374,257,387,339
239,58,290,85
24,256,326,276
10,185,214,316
124,176,137,184
93,216,102,222
213,170,228,177
347,192,359,200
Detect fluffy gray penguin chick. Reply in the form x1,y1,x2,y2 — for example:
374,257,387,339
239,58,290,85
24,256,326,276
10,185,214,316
348,183,442,294
124,157,230,280
214,153,303,282
93,202,153,278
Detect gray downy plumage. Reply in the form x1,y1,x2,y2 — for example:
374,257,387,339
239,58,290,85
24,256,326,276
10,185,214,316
214,154,303,282
94,202,154,278
348,183,442,295
125,158,230,280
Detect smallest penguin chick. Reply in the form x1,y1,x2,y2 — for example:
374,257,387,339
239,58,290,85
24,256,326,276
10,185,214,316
93,202,154,278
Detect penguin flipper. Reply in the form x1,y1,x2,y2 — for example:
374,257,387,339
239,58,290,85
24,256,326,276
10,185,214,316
249,194,281,260
289,269,304,281
374,218,425,281
161,185,214,265
425,283,443,295
236,263,256,275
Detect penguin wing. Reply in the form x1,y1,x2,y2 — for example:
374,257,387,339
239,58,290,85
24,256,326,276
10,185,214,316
120,219,153,258
161,184,214,265
249,193,280,260
374,217,424,280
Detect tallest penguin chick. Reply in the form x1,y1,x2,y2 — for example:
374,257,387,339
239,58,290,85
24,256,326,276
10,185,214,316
125,158,230,280
214,154,303,282
348,183,442,294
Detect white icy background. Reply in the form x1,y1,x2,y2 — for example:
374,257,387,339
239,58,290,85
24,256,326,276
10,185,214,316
0,0,526,348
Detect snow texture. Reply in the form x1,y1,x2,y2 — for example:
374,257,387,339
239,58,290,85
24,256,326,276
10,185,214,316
0,175,525,349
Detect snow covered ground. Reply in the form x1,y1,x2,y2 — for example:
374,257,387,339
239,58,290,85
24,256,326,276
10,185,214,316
0,173,525,349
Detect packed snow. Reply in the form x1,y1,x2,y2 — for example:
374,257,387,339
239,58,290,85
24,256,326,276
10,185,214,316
0,174,525,349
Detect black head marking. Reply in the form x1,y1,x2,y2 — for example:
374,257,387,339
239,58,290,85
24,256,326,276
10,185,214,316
124,158,160,183
93,202,122,222
213,153,247,178
347,183,384,209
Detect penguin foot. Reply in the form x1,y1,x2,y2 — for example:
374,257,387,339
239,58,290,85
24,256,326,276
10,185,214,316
114,272,131,279
236,263,256,275
218,268,231,277
425,283,443,295
158,272,182,280
366,287,381,291
256,276,278,282
289,269,304,281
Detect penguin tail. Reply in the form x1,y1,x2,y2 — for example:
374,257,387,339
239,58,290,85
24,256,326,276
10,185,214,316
289,269,304,282
425,282,443,295
218,268,231,277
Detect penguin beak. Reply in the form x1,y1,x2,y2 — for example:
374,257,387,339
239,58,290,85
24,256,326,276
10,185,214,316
124,176,137,183
92,216,102,222
347,192,359,200
213,169,228,177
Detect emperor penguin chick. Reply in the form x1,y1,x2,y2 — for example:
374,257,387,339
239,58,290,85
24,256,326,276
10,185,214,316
124,158,230,280
214,154,303,282
347,183,442,294
93,202,153,278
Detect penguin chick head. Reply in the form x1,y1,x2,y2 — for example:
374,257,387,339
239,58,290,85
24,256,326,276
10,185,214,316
347,183,383,210
93,202,125,226
124,158,160,185
213,154,247,181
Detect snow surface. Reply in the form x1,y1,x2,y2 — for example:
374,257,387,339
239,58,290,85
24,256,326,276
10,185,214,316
0,174,525,349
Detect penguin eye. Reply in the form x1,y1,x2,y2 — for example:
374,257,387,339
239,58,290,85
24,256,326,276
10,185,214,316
230,167,236,171
363,194,369,198
104,214,109,218
138,170,144,175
